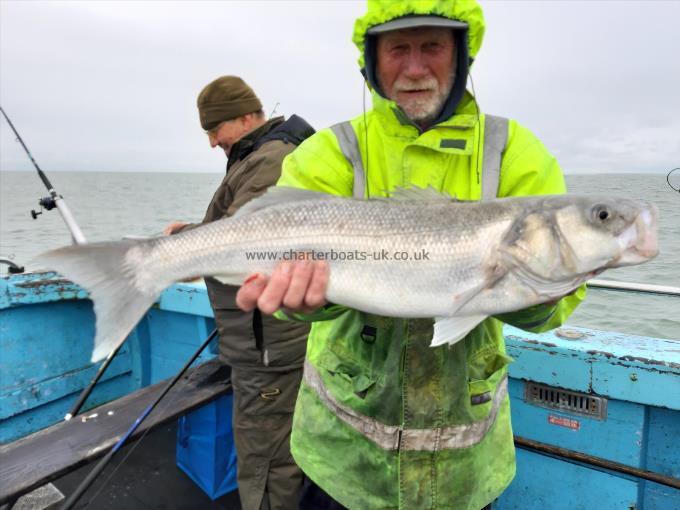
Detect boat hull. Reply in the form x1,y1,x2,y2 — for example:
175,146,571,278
1,272,678,508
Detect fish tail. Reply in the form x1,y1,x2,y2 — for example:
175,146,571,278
33,240,165,362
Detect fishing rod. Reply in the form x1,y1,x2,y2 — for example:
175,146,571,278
61,328,218,510
0,106,113,420
0,106,87,244
1,108,162,422
268,102,280,119
65,349,120,421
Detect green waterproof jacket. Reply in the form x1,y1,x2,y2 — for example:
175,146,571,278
277,1,585,509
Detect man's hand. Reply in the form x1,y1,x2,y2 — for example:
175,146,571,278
163,221,188,235
236,260,329,315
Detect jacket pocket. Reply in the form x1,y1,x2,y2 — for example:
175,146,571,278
258,313,309,368
467,351,513,420
232,368,302,416
316,347,378,401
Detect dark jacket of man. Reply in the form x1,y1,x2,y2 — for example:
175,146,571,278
202,115,313,371
180,114,314,510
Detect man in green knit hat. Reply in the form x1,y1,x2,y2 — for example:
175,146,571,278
237,1,584,509
165,75,314,510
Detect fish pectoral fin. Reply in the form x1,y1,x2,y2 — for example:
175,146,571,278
431,315,487,347
449,262,508,315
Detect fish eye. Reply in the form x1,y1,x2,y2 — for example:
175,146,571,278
592,205,611,223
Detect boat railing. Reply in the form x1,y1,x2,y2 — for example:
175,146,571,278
587,278,680,297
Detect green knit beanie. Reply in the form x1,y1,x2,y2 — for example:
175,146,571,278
197,76,263,130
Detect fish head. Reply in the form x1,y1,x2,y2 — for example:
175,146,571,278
500,196,658,287
555,196,659,271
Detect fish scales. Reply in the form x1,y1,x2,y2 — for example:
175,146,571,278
144,196,513,317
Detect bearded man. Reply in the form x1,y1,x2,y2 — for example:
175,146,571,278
237,2,584,509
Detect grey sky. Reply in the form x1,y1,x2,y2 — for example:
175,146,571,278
1,0,678,174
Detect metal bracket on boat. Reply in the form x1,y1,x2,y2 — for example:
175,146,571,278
0,258,24,274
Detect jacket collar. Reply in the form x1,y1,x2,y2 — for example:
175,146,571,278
227,116,285,170
371,90,480,137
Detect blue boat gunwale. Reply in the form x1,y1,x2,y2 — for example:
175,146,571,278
0,271,212,315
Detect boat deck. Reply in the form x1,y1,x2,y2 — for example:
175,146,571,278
52,422,242,510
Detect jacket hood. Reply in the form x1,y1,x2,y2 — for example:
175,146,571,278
353,0,486,127
353,0,485,67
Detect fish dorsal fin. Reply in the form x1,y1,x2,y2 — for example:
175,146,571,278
388,185,457,202
234,186,335,218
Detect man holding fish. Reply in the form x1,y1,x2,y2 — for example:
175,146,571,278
236,1,586,508
37,1,658,509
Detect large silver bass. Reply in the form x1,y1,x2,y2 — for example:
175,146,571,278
34,187,658,361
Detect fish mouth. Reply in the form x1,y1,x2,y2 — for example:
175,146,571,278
616,206,659,264
633,207,659,258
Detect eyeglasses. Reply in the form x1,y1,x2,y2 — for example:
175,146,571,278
205,122,224,137
205,119,234,136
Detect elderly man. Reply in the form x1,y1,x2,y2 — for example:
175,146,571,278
166,76,314,510
237,2,584,509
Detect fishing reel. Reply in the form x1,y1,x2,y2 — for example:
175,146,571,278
30,195,58,219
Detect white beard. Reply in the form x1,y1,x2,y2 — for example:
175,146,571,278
391,69,456,126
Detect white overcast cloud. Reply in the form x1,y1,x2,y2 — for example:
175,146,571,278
0,0,678,174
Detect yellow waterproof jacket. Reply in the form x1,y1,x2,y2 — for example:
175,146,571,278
277,1,584,508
